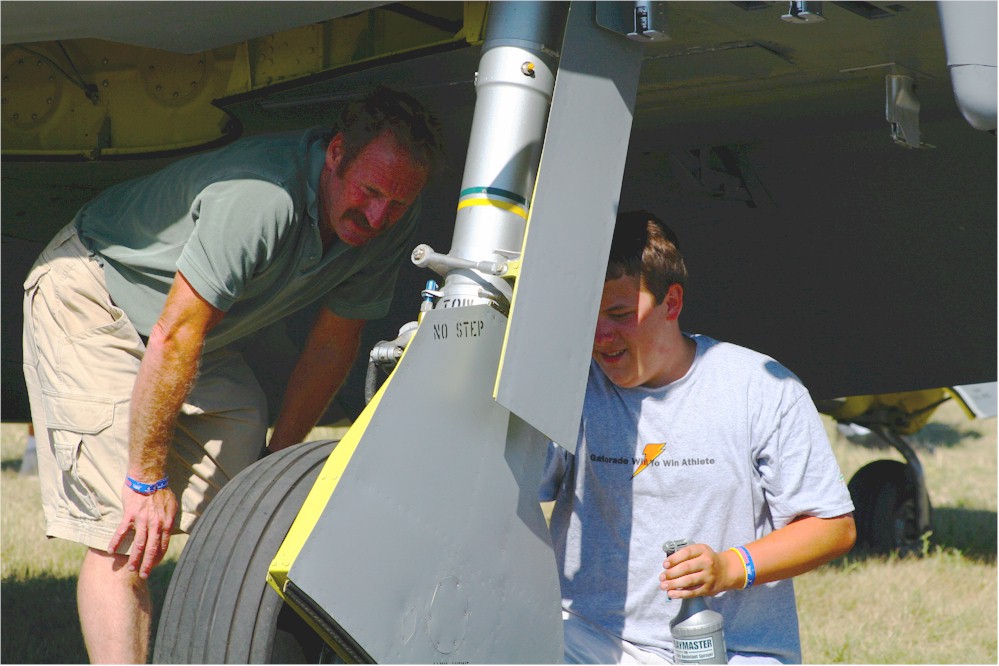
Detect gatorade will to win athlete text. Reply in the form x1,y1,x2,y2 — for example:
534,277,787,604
663,539,728,664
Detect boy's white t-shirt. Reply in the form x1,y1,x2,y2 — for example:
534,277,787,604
541,334,855,663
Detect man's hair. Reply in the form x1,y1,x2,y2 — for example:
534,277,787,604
606,210,687,303
336,85,444,176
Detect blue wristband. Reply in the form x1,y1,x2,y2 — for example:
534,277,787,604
731,545,756,589
125,475,169,496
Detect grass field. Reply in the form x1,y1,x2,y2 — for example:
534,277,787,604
1,399,995,663
798,399,997,663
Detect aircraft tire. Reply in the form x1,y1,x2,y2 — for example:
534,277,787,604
847,459,931,556
153,439,341,663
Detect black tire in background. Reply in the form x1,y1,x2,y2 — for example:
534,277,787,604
154,439,340,663
848,459,931,556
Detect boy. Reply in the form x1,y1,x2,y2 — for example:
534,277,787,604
541,211,855,663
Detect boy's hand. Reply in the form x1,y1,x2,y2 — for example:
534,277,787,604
659,542,743,598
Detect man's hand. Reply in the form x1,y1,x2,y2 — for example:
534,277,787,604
108,485,178,579
268,308,365,452
659,542,743,599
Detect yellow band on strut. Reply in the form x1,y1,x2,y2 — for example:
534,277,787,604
457,197,528,219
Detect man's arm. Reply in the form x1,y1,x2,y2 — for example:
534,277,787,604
108,271,224,578
267,307,366,452
660,513,856,598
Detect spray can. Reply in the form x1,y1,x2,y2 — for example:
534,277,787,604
663,539,728,664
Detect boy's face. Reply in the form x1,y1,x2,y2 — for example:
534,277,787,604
592,275,678,389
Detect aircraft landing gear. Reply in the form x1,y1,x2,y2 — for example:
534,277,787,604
842,424,932,556
818,391,947,556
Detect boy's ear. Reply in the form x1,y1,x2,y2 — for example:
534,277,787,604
663,283,684,321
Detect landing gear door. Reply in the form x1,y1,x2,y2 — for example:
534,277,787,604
494,1,645,452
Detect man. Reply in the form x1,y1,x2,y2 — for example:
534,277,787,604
22,86,442,663
540,211,856,664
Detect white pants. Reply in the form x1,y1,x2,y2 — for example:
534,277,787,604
562,609,788,664
563,611,672,664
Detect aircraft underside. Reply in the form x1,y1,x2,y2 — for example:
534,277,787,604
2,1,995,662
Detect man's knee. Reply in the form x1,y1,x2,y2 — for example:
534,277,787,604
80,548,147,588
78,548,152,620
78,548,152,663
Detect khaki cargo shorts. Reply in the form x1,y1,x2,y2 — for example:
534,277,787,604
22,223,268,553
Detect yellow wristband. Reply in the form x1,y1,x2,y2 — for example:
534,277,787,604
729,547,749,589
729,546,756,589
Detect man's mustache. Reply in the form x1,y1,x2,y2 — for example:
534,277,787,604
345,210,373,232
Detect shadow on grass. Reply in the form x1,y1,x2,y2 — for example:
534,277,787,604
1,562,177,664
0,574,86,664
912,422,983,449
931,507,997,562
0,460,22,473
828,506,997,566
843,421,982,452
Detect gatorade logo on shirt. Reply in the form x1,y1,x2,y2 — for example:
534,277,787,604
632,443,666,477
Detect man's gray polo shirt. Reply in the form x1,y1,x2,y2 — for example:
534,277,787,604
76,127,419,352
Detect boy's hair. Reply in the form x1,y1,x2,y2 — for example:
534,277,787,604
606,210,687,303
336,85,445,176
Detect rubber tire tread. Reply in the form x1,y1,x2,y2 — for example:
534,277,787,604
153,440,337,663
848,459,930,555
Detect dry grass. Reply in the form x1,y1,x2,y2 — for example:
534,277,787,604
798,550,996,663
796,399,997,663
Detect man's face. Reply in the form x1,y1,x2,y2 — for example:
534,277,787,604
592,275,677,389
322,131,428,247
